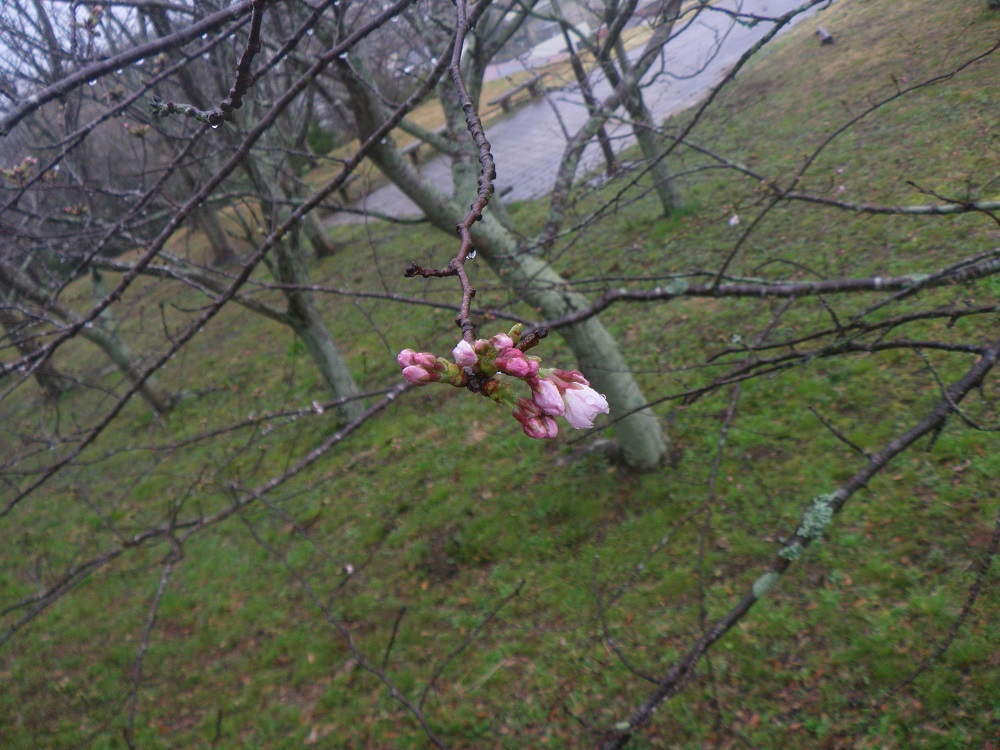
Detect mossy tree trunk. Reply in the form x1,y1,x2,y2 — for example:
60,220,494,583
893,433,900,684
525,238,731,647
1,265,176,414
0,305,66,400
269,233,366,423
90,269,176,413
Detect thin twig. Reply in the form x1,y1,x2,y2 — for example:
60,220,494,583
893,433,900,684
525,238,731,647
149,0,267,126
808,406,872,458
125,543,180,745
404,0,497,343
382,607,408,670
419,580,525,709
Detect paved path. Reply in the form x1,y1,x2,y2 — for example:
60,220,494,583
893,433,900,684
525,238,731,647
336,0,827,222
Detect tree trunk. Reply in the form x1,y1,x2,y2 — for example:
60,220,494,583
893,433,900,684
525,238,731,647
270,236,365,423
90,269,175,413
302,210,337,259
562,22,617,177
624,94,681,216
234,144,365,422
612,38,680,216
472,214,667,470
543,0,684,244
2,263,176,413
194,205,238,266
0,306,65,399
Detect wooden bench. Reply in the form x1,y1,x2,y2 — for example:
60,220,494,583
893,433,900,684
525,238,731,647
399,124,448,165
487,74,545,112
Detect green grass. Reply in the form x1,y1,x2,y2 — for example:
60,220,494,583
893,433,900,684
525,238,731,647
2,0,999,748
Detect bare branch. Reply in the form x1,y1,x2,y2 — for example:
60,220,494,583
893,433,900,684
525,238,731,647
0,0,254,135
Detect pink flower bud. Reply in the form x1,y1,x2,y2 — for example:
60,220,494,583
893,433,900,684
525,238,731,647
513,396,541,418
452,339,478,367
531,377,564,416
562,385,610,429
496,350,538,378
397,349,418,368
489,333,514,351
521,415,559,439
399,349,444,371
512,398,558,439
415,352,443,370
401,365,440,385
552,369,589,387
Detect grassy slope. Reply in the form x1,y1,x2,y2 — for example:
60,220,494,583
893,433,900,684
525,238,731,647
2,0,999,748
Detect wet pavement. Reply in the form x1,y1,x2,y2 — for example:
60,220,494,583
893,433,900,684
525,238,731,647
333,0,828,223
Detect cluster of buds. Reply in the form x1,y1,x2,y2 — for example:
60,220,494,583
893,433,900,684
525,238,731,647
397,325,609,440
1,156,38,186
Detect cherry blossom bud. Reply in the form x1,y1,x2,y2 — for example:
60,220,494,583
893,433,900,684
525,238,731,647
562,385,610,429
513,396,541,418
413,351,442,370
512,398,558,439
551,369,589,387
401,365,440,385
531,377,564,416
496,349,538,378
397,349,418,368
489,333,514,351
524,415,559,439
397,349,443,371
505,358,537,378
452,339,478,367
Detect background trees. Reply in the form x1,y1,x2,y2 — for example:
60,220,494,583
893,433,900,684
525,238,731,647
1,0,998,747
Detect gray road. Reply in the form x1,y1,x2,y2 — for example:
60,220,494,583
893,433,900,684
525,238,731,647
338,0,828,222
